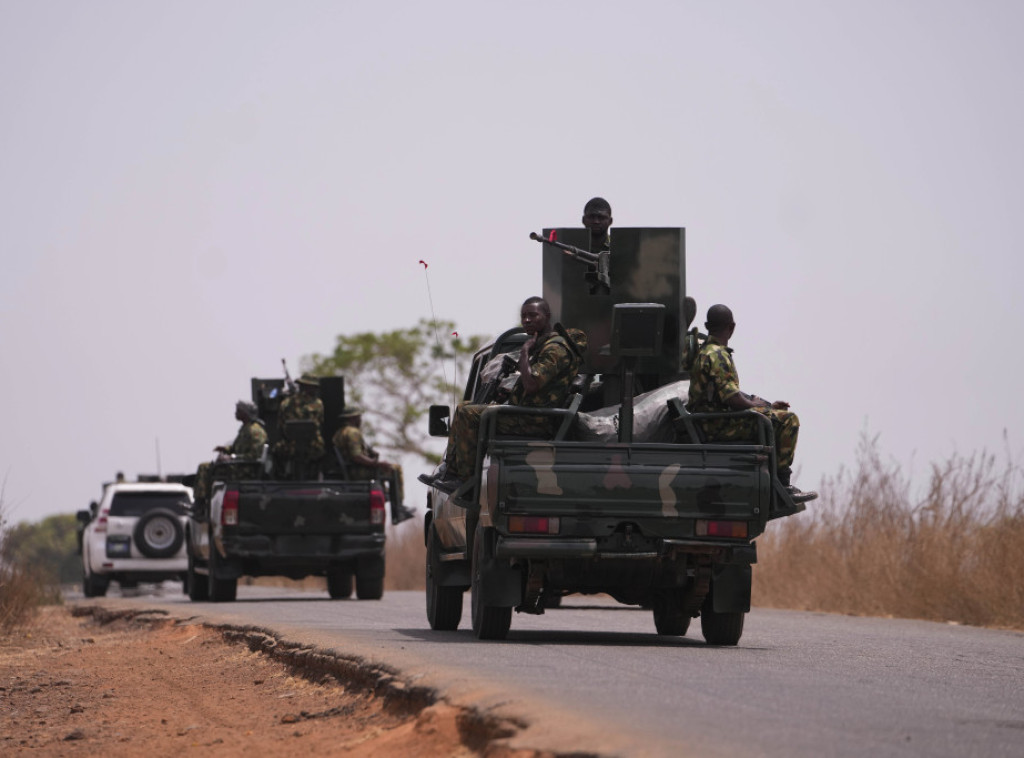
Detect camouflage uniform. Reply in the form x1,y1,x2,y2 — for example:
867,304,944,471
194,421,268,503
448,329,586,479
227,420,268,459
274,392,325,462
332,424,405,506
686,336,799,470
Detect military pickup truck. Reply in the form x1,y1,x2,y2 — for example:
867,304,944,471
185,375,404,602
421,227,813,643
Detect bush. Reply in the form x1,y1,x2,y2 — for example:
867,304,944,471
754,434,1024,630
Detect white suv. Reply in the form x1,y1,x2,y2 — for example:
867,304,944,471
77,482,193,597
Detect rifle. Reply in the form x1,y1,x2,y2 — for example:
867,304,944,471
530,231,611,295
474,353,520,405
281,358,296,394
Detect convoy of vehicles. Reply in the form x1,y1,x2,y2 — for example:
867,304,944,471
77,222,812,650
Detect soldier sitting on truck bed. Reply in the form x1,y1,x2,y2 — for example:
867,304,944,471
273,374,325,475
686,304,805,493
332,407,415,524
194,400,268,504
434,296,587,487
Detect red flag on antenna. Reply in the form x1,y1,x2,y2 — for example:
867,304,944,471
419,260,428,269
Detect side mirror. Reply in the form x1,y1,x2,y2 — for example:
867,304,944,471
428,405,450,437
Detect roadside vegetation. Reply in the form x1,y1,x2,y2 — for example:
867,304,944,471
754,434,1024,630
0,486,67,633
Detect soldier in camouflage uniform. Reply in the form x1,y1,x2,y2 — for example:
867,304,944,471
441,297,587,482
332,407,414,523
195,401,268,504
686,304,802,488
273,374,325,469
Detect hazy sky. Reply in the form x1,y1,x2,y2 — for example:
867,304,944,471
3,1,1022,524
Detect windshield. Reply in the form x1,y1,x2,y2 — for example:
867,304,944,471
109,491,189,517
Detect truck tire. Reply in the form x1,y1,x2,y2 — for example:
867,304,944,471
355,555,384,600
700,592,744,646
653,589,691,636
207,535,237,602
133,508,184,558
426,524,463,630
186,547,209,602
327,568,353,599
470,526,512,640
82,566,109,598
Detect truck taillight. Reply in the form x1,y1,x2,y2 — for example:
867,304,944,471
370,489,386,525
508,516,560,535
222,490,239,526
95,513,108,533
696,519,748,539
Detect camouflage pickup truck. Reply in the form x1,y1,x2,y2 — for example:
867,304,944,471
420,227,812,643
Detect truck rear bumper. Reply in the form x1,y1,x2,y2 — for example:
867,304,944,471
494,536,753,562
221,533,385,561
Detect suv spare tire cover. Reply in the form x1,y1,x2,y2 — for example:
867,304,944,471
133,508,185,558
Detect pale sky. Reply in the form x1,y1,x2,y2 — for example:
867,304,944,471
2,1,1022,524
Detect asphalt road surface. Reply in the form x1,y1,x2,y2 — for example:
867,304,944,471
76,585,1024,758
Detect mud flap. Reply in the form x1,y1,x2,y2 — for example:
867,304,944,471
712,563,751,613
480,534,523,607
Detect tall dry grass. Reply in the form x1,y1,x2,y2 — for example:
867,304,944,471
384,524,425,590
0,485,55,633
754,434,1024,629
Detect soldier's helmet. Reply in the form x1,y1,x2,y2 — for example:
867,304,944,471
296,374,320,388
338,406,362,418
236,400,258,418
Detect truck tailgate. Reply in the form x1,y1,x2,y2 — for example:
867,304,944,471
230,480,377,533
492,440,771,521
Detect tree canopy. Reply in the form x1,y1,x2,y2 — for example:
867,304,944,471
302,318,487,465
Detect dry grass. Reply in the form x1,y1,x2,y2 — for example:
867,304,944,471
754,434,1024,629
0,488,56,633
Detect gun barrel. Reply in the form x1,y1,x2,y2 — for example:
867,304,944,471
528,232,599,263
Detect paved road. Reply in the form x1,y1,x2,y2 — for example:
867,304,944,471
77,585,1024,758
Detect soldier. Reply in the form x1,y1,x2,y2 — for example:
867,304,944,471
686,304,804,491
333,407,415,524
195,401,269,504
216,401,268,459
437,296,587,486
582,196,613,253
274,374,325,470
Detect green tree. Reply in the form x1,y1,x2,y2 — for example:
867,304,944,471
1,513,80,585
302,318,488,465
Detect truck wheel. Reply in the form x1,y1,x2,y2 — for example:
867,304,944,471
327,568,353,599
653,590,691,636
82,566,109,598
186,548,209,602
470,526,512,640
133,508,184,558
207,537,237,602
426,524,463,630
700,593,744,646
356,555,384,600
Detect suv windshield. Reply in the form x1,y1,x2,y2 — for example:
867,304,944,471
109,492,189,517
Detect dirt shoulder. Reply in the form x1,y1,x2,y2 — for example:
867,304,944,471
0,605,553,757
